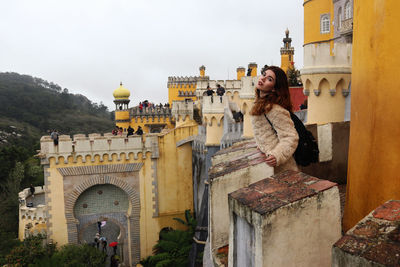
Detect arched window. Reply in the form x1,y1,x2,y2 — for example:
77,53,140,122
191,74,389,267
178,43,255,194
321,14,330,34
345,1,352,19
338,7,343,29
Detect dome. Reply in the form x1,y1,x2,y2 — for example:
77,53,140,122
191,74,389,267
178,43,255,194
113,82,130,99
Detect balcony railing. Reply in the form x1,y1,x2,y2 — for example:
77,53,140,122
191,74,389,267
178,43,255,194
340,18,353,35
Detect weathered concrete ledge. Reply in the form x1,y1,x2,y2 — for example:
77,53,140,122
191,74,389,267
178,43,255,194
228,170,341,267
333,200,400,267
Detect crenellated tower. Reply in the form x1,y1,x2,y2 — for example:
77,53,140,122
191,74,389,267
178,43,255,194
167,66,210,107
280,28,295,74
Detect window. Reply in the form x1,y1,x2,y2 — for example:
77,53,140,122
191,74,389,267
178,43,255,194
338,7,343,29
321,15,330,34
345,1,352,19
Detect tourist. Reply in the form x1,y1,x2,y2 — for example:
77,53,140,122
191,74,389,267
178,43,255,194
97,221,102,234
94,233,100,249
112,126,119,136
250,65,299,173
50,129,59,145
216,84,225,103
29,184,35,198
206,85,214,103
118,127,123,136
127,126,134,137
136,126,143,135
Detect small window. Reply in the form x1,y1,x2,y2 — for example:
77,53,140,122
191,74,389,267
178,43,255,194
344,1,352,19
338,7,343,29
321,15,330,34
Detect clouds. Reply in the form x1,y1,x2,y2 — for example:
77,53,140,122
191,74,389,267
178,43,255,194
0,0,303,110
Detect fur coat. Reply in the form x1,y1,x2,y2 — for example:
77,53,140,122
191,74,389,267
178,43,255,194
251,104,299,173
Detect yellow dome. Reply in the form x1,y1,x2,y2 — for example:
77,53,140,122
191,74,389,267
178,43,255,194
113,82,130,99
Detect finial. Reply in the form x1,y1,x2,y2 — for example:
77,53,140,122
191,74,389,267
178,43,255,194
120,82,123,86
285,28,289,37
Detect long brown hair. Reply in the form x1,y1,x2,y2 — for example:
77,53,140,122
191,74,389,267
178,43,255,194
250,65,293,115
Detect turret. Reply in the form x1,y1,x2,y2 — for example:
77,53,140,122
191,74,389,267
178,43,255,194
280,28,295,74
199,65,206,77
113,82,131,130
248,63,258,77
236,67,245,80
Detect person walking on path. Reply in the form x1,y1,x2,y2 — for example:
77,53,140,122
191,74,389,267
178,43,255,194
250,65,299,174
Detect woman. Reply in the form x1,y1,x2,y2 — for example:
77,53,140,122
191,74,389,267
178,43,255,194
250,65,299,173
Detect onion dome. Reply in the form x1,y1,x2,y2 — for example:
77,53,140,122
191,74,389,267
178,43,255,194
113,82,130,100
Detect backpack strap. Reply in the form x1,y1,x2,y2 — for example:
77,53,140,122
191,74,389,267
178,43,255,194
264,114,277,134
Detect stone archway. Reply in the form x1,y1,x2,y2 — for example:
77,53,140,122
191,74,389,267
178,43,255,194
64,175,140,265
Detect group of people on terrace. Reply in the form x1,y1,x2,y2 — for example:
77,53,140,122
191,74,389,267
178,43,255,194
206,84,225,103
112,126,143,136
138,100,170,113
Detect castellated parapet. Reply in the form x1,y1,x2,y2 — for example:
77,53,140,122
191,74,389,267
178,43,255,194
301,43,352,75
167,76,209,88
39,133,159,164
202,95,226,115
171,100,194,121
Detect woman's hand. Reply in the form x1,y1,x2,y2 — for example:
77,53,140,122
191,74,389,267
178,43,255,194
265,154,277,167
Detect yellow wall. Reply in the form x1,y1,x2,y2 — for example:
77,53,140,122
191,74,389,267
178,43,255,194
303,74,350,124
281,54,292,74
128,116,175,134
237,69,245,80
304,0,334,45
204,115,224,146
168,84,197,106
343,0,400,231
44,125,196,258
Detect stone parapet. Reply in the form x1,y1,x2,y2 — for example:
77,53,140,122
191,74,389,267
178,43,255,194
39,133,159,164
239,76,257,99
171,100,194,121
202,96,226,114
208,140,274,258
228,170,341,267
18,186,47,239
130,106,172,118
333,200,400,267
301,43,352,75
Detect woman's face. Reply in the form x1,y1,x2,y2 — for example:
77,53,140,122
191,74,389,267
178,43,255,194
257,69,276,97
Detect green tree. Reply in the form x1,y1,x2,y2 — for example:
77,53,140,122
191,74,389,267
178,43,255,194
45,244,106,267
287,67,302,86
141,210,197,267
5,234,56,266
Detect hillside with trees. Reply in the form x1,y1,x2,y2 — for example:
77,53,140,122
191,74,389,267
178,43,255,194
0,72,115,264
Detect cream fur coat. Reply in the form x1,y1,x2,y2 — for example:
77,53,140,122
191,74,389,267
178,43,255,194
251,104,299,173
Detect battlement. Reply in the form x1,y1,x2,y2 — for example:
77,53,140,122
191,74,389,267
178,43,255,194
196,80,242,91
167,76,210,88
202,95,226,114
39,133,159,164
171,100,194,121
130,106,172,118
301,42,352,75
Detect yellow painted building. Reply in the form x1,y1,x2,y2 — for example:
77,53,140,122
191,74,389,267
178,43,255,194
29,120,196,266
343,0,400,231
301,0,351,124
113,83,175,134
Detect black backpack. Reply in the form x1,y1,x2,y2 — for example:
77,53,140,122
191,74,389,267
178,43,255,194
265,112,319,166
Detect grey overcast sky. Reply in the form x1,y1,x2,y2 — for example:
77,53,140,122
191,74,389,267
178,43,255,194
0,0,304,110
